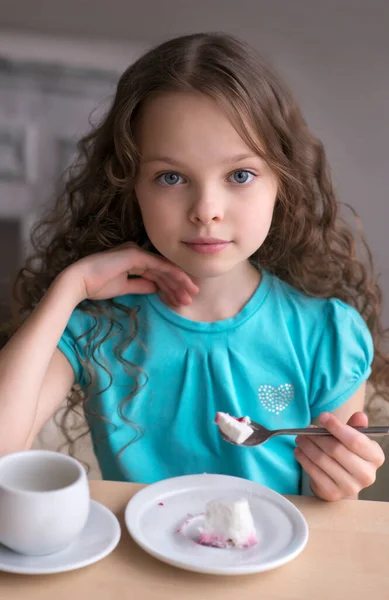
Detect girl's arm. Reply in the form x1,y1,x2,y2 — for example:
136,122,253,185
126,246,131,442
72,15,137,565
296,383,385,500
0,270,83,455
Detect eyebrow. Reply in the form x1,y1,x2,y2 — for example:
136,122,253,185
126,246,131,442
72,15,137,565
141,153,263,166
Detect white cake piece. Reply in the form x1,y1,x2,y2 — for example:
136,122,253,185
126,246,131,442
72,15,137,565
199,497,258,548
215,411,254,444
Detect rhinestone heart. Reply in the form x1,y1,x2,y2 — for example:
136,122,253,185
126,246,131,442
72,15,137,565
258,384,294,415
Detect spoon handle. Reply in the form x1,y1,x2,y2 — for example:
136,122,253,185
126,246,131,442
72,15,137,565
274,426,389,436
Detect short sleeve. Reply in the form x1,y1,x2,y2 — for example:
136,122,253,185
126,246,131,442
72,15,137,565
57,307,91,387
309,299,374,417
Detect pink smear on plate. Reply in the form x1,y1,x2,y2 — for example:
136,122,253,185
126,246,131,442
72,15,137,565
199,532,258,549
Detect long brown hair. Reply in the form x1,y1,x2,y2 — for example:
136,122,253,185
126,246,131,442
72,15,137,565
6,32,389,459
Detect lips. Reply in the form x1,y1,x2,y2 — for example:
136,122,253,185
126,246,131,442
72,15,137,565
185,237,228,244
183,238,231,254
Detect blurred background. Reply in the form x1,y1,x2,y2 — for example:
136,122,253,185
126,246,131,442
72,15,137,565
0,0,388,497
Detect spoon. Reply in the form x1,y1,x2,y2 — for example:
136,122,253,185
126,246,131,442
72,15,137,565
218,421,389,447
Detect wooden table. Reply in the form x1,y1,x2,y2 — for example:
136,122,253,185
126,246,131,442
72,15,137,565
0,480,388,600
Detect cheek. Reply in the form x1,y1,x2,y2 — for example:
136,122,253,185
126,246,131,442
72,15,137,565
235,200,275,241
138,198,180,242
136,184,167,229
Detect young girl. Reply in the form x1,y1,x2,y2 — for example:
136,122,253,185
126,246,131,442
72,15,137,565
0,33,387,501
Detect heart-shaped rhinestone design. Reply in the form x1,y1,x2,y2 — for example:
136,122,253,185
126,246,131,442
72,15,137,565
258,384,294,415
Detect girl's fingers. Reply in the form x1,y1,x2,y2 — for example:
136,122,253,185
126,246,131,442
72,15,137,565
128,247,199,295
162,271,198,297
317,412,385,466
172,271,199,295
296,434,378,484
157,261,199,293
174,289,194,305
127,269,192,306
146,272,183,305
294,447,343,501
150,272,193,306
158,275,194,305
125,278,157,295
295,437,374,495
142,268,195,305
116,244,199,300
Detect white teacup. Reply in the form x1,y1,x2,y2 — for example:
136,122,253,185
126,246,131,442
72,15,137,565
0,450,90,556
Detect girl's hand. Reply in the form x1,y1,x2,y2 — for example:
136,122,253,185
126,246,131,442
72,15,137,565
66,242,199,305
294,411,385,501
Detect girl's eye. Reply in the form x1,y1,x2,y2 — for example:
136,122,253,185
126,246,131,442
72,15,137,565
228,170,256,184
156,172,185,186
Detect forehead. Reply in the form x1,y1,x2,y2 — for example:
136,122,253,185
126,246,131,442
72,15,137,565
135,91,258,162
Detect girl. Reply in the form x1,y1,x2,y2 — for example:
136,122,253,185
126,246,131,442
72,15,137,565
0,33,387,501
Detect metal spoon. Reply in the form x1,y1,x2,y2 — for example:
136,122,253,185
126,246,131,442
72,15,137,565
218,420,389,447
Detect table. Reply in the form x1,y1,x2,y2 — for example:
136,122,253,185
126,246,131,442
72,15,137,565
0,480,388,600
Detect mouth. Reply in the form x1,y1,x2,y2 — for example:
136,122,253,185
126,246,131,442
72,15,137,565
182,238,231,255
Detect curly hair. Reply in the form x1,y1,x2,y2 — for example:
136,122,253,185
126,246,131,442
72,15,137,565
6,32,389,461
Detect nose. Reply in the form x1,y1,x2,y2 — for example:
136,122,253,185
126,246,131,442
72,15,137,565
188,185,224,225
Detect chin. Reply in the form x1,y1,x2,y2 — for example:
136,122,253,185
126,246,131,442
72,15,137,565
175,258,238,280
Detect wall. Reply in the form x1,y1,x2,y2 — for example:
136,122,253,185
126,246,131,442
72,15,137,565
0,30,146,72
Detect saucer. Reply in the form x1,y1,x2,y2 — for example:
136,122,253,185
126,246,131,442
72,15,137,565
0,500,121,575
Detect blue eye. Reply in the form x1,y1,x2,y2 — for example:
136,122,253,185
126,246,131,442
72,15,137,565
229,170,255,184
156,172,185,186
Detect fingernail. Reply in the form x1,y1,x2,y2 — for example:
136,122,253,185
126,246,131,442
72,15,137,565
320,413,330,425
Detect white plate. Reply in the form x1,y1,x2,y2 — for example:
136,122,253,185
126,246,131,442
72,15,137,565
0,500,121,575
125,474,308,575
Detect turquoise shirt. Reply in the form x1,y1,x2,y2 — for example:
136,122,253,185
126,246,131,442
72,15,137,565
58,270,373,494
